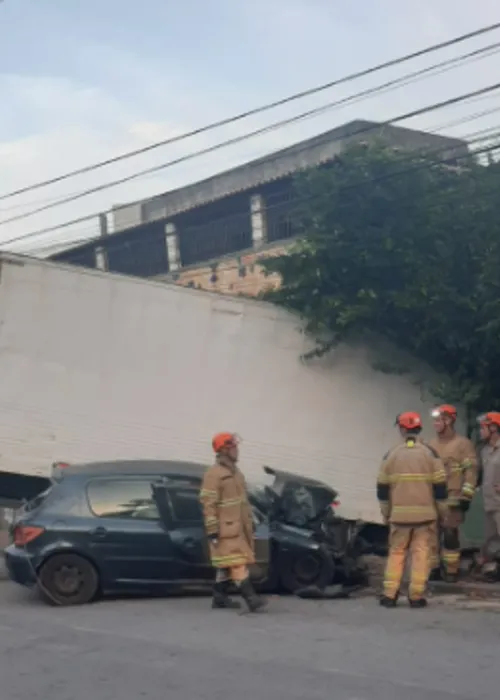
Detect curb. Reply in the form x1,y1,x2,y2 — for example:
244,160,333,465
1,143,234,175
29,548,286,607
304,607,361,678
366,572,500,599
428,580,500,598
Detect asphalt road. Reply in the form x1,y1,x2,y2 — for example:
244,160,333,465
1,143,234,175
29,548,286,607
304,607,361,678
0,582,498,700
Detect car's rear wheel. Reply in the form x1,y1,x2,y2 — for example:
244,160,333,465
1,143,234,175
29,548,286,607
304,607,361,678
279,545,334,593
38,553,99,606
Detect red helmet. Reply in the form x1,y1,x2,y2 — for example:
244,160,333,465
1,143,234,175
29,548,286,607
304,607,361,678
212,432,239,453
478,412,500,428
431,404,457,420
396,412,422,431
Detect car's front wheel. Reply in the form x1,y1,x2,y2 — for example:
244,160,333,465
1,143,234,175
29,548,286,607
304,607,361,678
279,545,334,593
37,553,99,606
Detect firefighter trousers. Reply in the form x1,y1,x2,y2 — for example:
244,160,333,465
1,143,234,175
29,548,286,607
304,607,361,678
383,522,437,601
483,511,500,562
431,507,463,577
441,527,461,576
215,565,249,585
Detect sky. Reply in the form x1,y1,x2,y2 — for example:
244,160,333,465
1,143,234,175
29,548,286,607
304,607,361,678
1,0,500,255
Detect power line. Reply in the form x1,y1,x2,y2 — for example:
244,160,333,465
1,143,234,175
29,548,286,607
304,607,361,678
4,80,500,248
24,107,500,254
429,103,500,133
2,43,500,230
10,120,500,258
2,20,500,202
29,136,500,271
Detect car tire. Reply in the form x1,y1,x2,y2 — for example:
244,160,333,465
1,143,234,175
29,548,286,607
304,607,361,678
279,545,335,593
37,553,99,606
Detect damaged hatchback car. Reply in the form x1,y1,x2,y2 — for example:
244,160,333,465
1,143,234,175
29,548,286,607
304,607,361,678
249,466,367,593
3,460,367,605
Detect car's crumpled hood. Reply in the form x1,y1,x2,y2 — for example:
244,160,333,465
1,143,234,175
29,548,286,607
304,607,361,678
248,466,339,527
262,465,338,500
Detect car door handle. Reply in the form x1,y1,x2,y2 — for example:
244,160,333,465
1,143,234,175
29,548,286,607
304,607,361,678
183,538,197,549
89,526,108,539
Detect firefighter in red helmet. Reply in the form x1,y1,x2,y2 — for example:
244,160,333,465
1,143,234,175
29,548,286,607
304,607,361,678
199,433,266,613
377,412,448,607
429,405,478,581
477,413,500,580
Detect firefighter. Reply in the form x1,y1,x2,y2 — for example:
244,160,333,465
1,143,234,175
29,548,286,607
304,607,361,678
199,432,266,613
477,412,500,580
429,405,478,581
377,412,448,608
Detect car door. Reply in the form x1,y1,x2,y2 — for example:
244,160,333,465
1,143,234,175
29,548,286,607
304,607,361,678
165,485,271,584
164,486,213,582
85,476,182,586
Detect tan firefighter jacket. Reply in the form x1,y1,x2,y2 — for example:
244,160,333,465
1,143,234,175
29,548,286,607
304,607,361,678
428,434,478,506
377,437,448,525
199,454,255,569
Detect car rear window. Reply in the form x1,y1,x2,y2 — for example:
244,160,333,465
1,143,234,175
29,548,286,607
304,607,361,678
23,486,53,513
9,486,54,527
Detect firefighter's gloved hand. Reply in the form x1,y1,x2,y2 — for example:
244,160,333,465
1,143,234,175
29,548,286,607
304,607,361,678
459,499,471,513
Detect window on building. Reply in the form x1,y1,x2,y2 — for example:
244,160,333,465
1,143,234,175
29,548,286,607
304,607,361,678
87,479,160,520
168,488,204,524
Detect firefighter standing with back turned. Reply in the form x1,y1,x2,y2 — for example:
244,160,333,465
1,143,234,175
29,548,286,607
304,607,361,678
377,412,448,608
429,405,478,582
199,432,266,613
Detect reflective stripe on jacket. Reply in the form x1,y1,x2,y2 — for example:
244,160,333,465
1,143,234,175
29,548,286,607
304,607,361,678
199,455,255,568
428,434,478,505
377,438,448,525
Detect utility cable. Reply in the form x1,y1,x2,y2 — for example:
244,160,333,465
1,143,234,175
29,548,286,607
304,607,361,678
3,81,500,247
30,109,500,256
1,20,500,201
41,136,500,273
2,51,500,232
11,123,500,259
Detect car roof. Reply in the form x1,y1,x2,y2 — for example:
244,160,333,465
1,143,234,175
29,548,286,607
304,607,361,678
61,459,208,480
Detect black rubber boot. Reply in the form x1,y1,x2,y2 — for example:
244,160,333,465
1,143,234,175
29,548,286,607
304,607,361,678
409,598,428,609
428,567,442,582
379,595,398,608
239,578,267,613
212,581,241,609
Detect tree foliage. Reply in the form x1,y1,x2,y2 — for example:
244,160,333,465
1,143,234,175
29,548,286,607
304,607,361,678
262,142,500,416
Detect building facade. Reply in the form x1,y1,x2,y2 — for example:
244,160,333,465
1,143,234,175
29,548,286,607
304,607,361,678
52,120,468,296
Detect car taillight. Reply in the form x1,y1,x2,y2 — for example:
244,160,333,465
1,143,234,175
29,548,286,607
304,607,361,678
13,525,45,546
331,500,341,508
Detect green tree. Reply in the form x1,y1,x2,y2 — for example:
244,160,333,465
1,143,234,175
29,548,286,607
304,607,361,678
262,142,500,420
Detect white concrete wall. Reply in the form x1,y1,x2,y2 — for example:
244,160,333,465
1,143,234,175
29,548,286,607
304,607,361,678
0,255,461,523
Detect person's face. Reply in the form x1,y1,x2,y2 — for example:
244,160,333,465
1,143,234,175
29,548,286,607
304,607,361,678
433,414,453,435
480,423,490,442
227,444,239,461
433,415,445,434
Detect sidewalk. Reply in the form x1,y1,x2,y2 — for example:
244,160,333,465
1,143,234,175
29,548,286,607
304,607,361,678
362,554,500,601
429,579,500,599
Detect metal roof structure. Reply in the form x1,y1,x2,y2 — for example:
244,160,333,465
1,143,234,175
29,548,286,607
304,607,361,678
112,119,469,230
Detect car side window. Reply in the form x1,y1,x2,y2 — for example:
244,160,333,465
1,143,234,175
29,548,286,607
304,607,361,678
168,488,203,524
87,479,160,521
